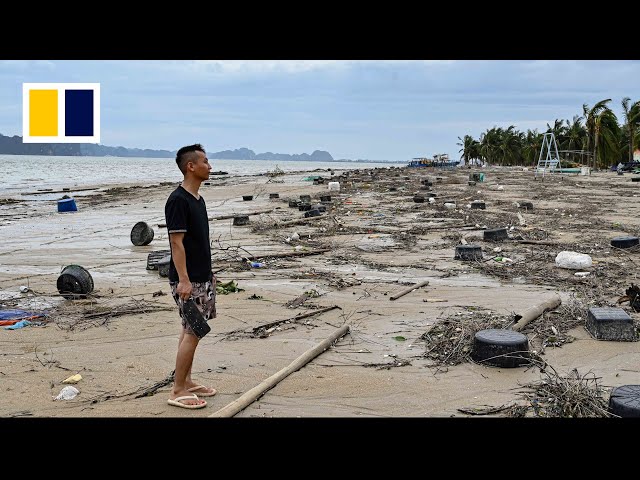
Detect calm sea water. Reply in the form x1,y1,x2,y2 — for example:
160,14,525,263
0,155,405,197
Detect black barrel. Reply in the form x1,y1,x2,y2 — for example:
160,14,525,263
131,221,154,246
269,193,280,199
242,195,253,201
305,209,321,218
413,195,425,203
57,265,95,299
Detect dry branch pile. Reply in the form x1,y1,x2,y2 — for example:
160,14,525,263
50,299,173,331
420,310,511,367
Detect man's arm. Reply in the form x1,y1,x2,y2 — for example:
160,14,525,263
169,232,192,300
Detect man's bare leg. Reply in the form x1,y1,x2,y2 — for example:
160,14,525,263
177,327,215,395
170,331,205,406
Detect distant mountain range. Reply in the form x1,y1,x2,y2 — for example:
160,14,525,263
0,133,336,161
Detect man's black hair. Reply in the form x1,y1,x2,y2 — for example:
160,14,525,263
176,144,206,174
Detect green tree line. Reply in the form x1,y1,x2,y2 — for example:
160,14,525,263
457,98,640,169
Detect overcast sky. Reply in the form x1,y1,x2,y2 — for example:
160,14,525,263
1,60,639,161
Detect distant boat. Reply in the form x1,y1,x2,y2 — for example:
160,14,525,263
408,153,458,169
210,171,229,175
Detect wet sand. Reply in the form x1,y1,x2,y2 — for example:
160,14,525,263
1,167,640,417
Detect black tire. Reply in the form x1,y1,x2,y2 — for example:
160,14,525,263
609,385,640,417
611,236,639,249
471,329,529,368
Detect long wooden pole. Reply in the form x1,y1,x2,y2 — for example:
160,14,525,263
209,325,350,417
242,248,330,261
389,280,430,301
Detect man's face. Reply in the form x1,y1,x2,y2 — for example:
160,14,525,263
189,151,212,181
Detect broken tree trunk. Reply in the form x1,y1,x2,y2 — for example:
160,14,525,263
209,325,350,417
511,293,562,331
389,280,430,301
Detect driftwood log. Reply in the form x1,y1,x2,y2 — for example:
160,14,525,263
209,325,350,417
511,293,562,331
389,280,430,301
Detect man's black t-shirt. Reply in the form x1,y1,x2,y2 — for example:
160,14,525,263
164,185,212,283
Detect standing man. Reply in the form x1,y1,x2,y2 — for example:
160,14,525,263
165,144,217,409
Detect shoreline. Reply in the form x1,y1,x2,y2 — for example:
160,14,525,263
1,166,640,417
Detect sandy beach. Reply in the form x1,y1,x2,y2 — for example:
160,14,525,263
2,166,640,418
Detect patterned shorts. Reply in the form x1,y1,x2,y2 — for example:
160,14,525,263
170,277,217,335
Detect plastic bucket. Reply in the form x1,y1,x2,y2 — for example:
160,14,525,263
130,222,154,246
57,198,77,213
57,265,94,299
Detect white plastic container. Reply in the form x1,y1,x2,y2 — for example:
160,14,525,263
328,182,340,192
580,166,591,176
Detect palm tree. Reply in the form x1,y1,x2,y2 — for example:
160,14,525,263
497,125,521,166
479,127,502,165
546,119,568,151
565,115,587,164
457,135,479,166
583,99,615,169
522,129,542,167
621,97,640,162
